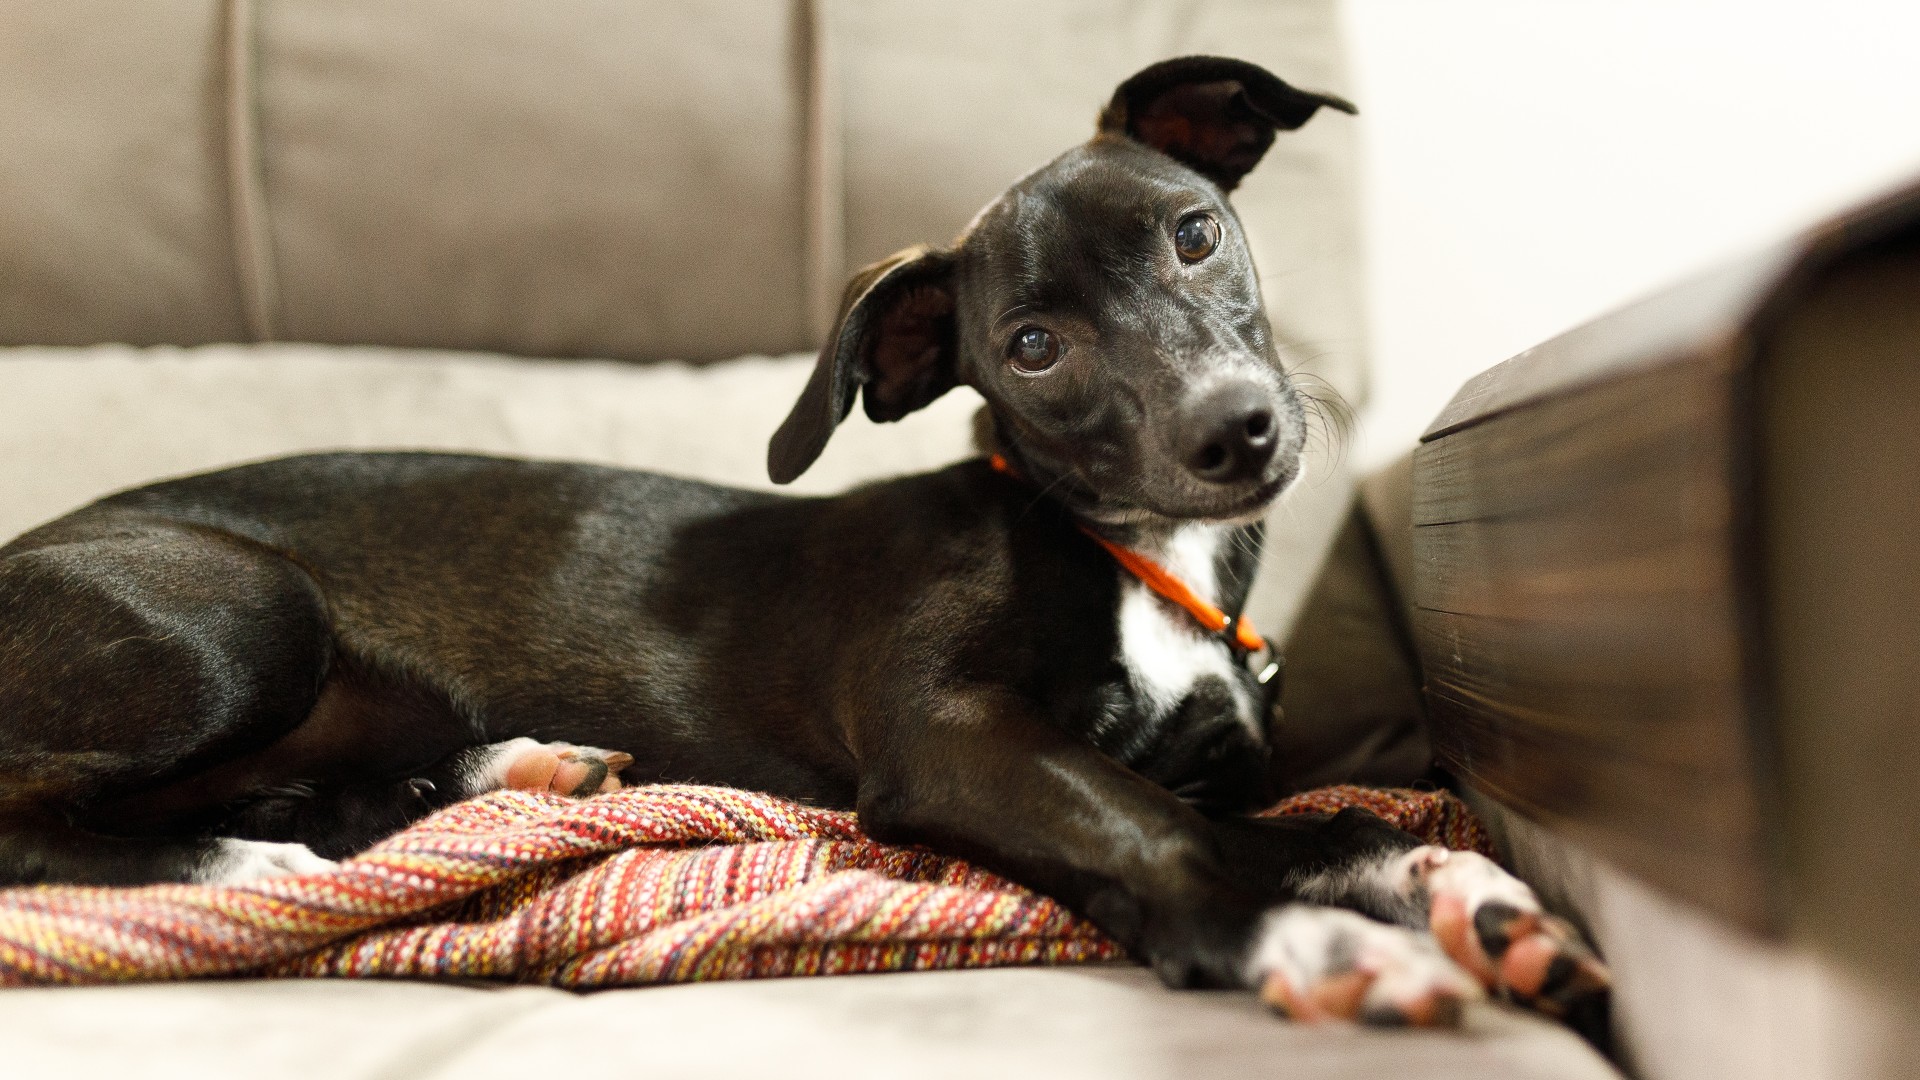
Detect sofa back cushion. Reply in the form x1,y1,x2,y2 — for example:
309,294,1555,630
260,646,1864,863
0,1,1361,394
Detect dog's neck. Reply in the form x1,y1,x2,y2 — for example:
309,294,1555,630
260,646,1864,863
980,419,1265,618
1086,506,1267,648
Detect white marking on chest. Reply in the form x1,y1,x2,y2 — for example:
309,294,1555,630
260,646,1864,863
1114,523,1258,735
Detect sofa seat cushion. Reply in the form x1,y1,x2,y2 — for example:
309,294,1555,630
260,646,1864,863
0,968,1620,1080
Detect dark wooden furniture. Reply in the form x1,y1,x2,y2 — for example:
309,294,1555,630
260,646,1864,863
1411,175,1920,996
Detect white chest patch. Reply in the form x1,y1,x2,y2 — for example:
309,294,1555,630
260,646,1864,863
1115,523,1259,736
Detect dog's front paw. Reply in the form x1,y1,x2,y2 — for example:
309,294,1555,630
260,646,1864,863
1248,905,1482,1027
1403,847,1611,1027
471,738,634,798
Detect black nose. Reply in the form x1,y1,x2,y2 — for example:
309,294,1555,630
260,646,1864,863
1181,383,1280,485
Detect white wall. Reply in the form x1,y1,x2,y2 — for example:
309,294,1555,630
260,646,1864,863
1343,0,1920,468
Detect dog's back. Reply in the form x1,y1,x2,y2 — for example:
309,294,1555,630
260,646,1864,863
1,450,1185,877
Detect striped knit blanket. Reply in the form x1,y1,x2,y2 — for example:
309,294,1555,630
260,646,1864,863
0,783,1490,988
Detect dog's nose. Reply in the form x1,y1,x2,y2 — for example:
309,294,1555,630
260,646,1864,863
1181,384,1279,485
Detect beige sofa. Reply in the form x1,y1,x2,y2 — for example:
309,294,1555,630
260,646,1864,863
0,4,1614,1077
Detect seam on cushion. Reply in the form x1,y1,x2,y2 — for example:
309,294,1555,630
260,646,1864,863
222,0,280,342
801,0,845,344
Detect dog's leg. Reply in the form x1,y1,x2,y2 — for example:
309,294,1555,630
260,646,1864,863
858,691,1254,987
1341,843,1611,1030
219,738,637,860
1246,904,1481,1024
853,690,1479,1023
0,525,339,886
1216,811,1610,1030
0,813,332,887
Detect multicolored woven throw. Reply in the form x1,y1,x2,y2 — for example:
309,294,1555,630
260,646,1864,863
0,783,1489,988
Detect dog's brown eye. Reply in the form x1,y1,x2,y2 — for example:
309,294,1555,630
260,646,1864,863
1174,213,1220,262
1010,326,1060,372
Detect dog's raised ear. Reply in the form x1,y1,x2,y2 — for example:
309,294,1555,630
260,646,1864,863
768,246,958,484
1098,56,1355,191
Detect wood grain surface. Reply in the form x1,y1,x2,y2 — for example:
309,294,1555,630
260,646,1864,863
1410,173,1920,936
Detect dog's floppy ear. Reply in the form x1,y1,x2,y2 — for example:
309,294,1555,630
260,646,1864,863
768,246,958,484
1098,56,1355,192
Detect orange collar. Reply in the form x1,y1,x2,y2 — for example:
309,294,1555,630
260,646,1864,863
988,453,1267,654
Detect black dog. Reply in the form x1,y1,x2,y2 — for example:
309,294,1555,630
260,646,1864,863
0,58,1606,1027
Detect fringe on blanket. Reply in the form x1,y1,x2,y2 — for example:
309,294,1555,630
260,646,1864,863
0,783,1490,988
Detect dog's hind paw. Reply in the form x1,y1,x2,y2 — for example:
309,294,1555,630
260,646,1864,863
195,839,338,885
1404,848,1612,1026
469,737,634,798
1248,905,1482,1027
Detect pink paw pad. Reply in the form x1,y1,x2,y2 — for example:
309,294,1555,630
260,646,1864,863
1422,850,1611,1022
502,743,633,797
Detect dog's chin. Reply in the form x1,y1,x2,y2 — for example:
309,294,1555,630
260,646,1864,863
1079,465,1299,529
1207,469,1296,522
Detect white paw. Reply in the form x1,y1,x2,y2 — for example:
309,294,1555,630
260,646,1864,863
1411,848,1611,1017
463,737,633,797
195,839,337,885
1247,905,1482,1026
1405,846,1538,914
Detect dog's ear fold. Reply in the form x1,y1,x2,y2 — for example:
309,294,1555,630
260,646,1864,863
768,246,959,484
1099,56,1355,191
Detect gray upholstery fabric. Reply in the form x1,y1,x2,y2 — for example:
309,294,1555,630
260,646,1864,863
1271,498,1431,792
255,1,811,361
1,0,809,359
0,1,247,346
1474,792,1920,1080
0,968,1621,1080
0,0,1365,398
0,344,979,544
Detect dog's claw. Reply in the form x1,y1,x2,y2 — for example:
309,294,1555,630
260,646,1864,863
559,753,607,796
556,748,632,796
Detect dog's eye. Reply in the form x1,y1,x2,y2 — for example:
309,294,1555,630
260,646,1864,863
1009,327,1060,373
1174,213,1220,263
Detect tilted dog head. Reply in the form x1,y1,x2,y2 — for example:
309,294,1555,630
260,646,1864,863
768,57,1354,526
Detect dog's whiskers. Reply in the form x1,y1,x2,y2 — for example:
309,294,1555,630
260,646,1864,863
1289,373,1354,473
1229,528,1264,565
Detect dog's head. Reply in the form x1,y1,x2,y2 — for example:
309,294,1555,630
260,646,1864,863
768,57,1353,526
